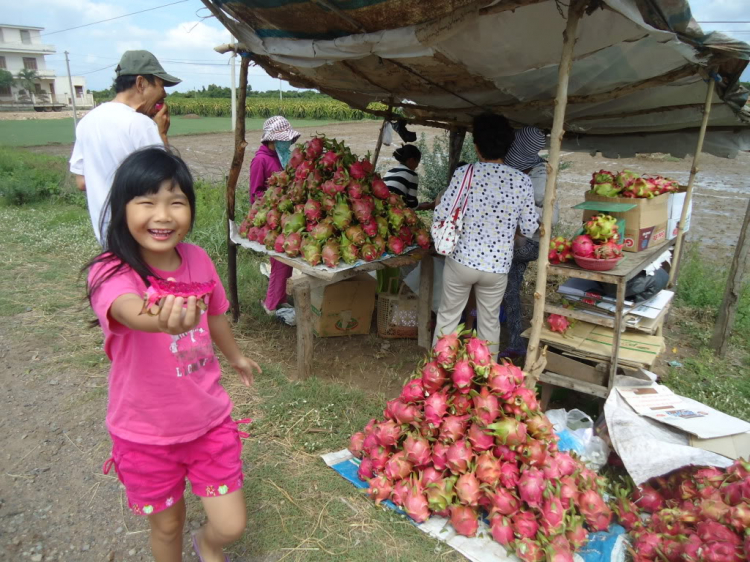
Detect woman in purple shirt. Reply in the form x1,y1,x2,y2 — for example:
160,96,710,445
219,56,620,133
250,116,300,314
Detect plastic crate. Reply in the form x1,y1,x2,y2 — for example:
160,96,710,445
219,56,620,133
377,282,419,339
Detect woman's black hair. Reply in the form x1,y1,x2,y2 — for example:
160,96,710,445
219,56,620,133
114,74,156,94
472,113,515,160
83,147,196,304
393,144,421,165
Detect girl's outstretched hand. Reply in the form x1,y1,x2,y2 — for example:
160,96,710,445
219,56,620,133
231,356,261,387
157,295,202,335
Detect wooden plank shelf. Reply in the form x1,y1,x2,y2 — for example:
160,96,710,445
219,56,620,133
544,303,616,329
539,371,610,399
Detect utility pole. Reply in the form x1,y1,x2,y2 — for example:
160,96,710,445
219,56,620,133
230,44,237,132
279,77,282,102
64,51,78,135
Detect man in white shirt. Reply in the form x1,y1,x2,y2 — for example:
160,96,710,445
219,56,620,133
69,50,181,245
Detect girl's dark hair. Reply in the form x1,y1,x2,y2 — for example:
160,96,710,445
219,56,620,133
84,147,196,304
472,113,514,160
114,74,156,94
393,144,421,164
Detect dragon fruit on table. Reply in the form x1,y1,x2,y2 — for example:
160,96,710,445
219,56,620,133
141,276,216,315
239,135,431,267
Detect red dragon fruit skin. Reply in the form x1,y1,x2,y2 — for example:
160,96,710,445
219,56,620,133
439,415,469,443
404,482,431,523
455,471,482,506
475,451,502,486
451,359,475,393
547,313,570,334
367,474,392,504
489,513,514,546
373,420,401,447
472,386,500,426
498,461,520,489
517,467,545,508
348,432,365,458
445,439,473,474
486,486,520,516
141,276,217,315
431,440,449,471
700,541,744,562
357,457,374,481
400,378,425,404
424,388,450,426
512,510,539,539
421,360,447,393
391,479,410,507
450,505,479,537
467,422,494,452
384,451,413,481
403,434,431,467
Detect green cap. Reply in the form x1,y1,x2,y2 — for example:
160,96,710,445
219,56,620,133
115,50,181,87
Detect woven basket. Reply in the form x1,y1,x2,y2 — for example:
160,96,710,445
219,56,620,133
377,282,419,339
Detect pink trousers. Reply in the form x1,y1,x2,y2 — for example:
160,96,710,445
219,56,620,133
264,258,293,310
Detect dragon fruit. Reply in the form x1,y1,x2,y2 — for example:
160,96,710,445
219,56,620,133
455,471,482,506
472,387,500,426
451,360,474,393
512,510,540,539
566,514,588,550
283,231,302,257
633,484,665,513
590,170,615,187
357,457,374,481
549,236,573,264
516,538,544,562
517,467,546,508
367,474,392,504
540,496,567,535
387,206,405,230
450,505,479,537
282,212,305,234
489,513,514,546
304,137,324,160
547,314,571,334
384,451,413,481
391,400,420,425
439,415,469,443
424,388,450,426
387,235,405,255
331,195,352,231
700,541,743,562
578,489,612,531
615,169,639,189
488,362,518,398
361,218,378,237
592,182,622,198
403,434,431,467
390,479,410,507
371,178,390,199
303,198,322,222
584,214,618,242
348,432,365,458
499,461,520,489
488,417,528,447
349,160,367,180
374,420,401,448
403,481,431,523
310,222,333,242
340,233,359,264
141,276,217,315
369,446,391,472
319,150,340,170
520,438,547,467
415,229,430,249
347,181,365,200
487,486,520,515
475,451,502,486
467,422,494,452
273,233,286,253
450,392,473,416
465,337,491,373
361,243,380,262
594,240,623,260
572,234,595,257
425,475,456,513
421,360,448,393
400,378,425,404
445,439,473,474
431,441,449,471
301,240,322,266
321,239,341,268
544,537,574,562
434,333,461,368
398,225,414,246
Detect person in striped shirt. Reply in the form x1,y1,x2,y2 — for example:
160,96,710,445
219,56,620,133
500,125,559,358
383,145,435,210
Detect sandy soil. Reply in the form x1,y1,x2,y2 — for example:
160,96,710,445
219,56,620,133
0,110,91,121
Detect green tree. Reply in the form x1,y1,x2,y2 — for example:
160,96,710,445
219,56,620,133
0,69,13,90
15,68,40,95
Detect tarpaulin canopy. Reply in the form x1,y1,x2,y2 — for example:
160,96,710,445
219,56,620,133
203,0,750,149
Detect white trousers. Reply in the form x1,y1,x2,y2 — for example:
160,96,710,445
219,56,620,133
433,257,508,355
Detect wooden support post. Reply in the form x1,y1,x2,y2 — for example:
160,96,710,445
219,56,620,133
609,280,627,385
524,0,589,382
371,118,388,169
711,198,750,357
448,128,467,181
418,252,435,350
669,79,715,287
225,54,250,321
294,279,314,379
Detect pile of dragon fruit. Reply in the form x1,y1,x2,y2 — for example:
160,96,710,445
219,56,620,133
348,331,612,562
549,214,623,265
590,169,680,199
239,136,430,267
614,462,750,561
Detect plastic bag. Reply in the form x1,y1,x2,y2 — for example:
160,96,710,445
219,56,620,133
547,408,610,471
382,122,393,146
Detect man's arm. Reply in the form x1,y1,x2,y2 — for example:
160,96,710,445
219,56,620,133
153,104,170,147
74,174,86,191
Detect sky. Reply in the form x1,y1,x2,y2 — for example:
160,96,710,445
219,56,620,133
2,0,749,94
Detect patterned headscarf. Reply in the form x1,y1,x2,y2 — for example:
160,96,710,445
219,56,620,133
261,116,301,142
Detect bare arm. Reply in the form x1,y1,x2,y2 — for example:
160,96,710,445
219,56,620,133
74,174,86,191
208,314,261,387
110,293,200,335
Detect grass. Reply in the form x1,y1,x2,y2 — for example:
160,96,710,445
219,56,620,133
0,117,338,147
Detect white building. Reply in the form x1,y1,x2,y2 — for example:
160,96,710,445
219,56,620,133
0,23,94,110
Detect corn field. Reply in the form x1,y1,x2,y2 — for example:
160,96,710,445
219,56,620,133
168,98,385,120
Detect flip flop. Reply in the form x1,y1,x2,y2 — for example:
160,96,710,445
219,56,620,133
191,532,230,562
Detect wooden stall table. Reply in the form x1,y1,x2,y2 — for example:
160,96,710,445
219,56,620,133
254,244,435,380
538,239,675,403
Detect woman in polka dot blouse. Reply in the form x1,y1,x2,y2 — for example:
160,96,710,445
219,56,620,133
432,113,539,355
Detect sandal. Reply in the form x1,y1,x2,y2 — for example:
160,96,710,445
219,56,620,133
191,531,230,562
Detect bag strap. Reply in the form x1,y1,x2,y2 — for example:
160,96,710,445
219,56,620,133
448,164,474,221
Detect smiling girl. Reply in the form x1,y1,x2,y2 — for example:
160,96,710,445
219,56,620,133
85,147,261,562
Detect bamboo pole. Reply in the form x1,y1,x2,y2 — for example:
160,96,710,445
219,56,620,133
524,0,589,381
371,118,388,168
711,198,750,357
226,54,250,321
669,78,715,287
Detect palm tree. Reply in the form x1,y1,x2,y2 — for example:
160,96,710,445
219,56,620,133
15,68,40,99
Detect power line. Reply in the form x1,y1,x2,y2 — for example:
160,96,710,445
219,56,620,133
41,0,190,37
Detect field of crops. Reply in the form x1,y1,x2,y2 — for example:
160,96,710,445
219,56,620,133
168,98,385,120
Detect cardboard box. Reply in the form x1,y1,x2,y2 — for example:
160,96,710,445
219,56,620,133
667,189,692,240
583,192,668,253
689,433,750,460
310,273,376,337
546,349,607,386
526,320,665,367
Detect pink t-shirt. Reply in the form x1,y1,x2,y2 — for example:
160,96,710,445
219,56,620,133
89,243,232,445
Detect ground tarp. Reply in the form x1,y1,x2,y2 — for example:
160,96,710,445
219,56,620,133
204,0,750,152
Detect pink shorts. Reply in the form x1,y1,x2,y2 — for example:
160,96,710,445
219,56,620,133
104,416,250,516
